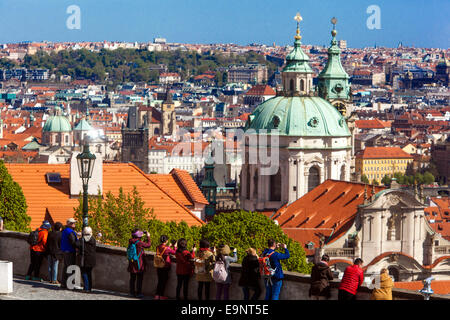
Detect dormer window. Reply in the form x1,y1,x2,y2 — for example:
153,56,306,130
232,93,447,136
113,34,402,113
273,116,280,129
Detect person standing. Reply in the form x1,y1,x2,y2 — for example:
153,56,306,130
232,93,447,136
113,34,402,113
60,218,78,289
309,254,334,300
195,239,215,300
238,248,261,300
371,268,394,300
338,258,364,300
262,239,290,300
46,222,63,284
127,229,151,298
214,244,238,300
25,220,51,281
78,226,96,293
154,235,176,300
175,238,195,300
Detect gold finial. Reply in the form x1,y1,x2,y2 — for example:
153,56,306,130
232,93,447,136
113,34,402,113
331,17,337,37
294,12,303,40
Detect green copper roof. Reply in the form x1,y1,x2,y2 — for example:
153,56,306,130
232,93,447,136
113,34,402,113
42,115,72,132
22,138,43,150
282,38,313,73
245,96,350,137
318,33,349,80
74,118,93,131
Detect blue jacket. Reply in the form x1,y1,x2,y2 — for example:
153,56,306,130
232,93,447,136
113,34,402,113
262,248,290,280
61,227,78,253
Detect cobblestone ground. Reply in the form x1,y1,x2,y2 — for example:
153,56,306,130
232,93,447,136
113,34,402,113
0,276,151,300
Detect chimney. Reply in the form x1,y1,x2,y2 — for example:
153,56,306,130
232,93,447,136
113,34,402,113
70,151,103,197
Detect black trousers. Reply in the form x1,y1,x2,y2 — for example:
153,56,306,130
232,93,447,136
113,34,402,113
338,289,356,301
27,250,45,278
130,272,144,296
197,281,211,300
242,285,262,300
176,274,190,300
156,267,170,296
61,252,76,288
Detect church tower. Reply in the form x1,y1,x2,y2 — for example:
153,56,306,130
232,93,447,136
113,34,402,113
161,89,176,137
317,17,351,116
281,12,314,96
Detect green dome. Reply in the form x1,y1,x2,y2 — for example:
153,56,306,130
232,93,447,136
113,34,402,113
283,38,313,73
43,115,72,132
245,96,350,137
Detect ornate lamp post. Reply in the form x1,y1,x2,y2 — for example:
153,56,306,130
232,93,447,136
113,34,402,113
76,140,96,230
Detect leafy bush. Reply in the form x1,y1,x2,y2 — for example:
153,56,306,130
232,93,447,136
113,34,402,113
0,160,30,232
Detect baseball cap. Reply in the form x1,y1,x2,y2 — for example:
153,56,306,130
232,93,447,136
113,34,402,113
67,218,76,224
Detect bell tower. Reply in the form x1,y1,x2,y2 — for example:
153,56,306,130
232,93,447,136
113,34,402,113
317,17,351,116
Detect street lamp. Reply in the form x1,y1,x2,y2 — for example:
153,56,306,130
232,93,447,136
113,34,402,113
76,140,96,230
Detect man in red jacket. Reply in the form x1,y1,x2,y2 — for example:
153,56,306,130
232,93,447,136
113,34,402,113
338,258,364,300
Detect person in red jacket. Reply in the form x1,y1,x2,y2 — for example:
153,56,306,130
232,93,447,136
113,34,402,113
25,221,51,281
338,258,364,300
175,238,195,300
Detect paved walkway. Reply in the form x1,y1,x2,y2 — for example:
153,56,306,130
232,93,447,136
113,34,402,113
0,276,151,300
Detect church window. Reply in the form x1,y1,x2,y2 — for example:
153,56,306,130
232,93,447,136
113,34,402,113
308,166,320,192
270,168,282,201
300,79,305,91
289,79,295,91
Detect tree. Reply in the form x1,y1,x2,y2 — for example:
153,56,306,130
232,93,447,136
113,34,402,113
422,172,435,185
361,174,369,184
200,210,312,274
371,179,379,186
381,175,392,186
0,160,31,232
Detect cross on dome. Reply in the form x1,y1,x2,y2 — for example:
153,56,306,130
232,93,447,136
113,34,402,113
294,12,303,40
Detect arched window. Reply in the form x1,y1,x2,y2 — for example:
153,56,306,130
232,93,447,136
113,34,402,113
340,164,346,181
300,79,305,91
270,168,282,201
388,266,399,282
289,79,295,91
308,166,320,192
246,165,251,200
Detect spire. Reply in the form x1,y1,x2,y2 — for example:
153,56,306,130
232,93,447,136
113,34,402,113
318,17,350,103
294,12,303,41
282,12,312,73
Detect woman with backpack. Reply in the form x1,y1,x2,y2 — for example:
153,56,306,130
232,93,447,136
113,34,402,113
214,244,238,300
175,238,195,300
77,226,96,293
238,248,261,300
127,228,151,298
154,235,176,300
195,239,215,300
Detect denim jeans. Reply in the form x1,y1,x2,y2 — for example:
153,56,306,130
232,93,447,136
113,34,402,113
264,278,282,300
81,267,93,291
48,255,59,282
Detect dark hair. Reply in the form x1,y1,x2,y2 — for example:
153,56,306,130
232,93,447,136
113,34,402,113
160,235,169,244
53,222,63,231
267,239,276,247
177,238,187,252
321,254,330,262
354,258,363,265
199,239,209,249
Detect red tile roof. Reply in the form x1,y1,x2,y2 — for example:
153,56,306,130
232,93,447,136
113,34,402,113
5,163,205,229
272,180,385,255
394,280,450,296
425,197,450,240
355,147,414,159
245,85,276,96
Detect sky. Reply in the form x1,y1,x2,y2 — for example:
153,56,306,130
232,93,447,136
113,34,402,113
0,0,448,48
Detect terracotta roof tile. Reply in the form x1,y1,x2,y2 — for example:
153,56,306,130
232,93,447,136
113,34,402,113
355,147,414,159
170,169,209,205
5,163,205,230
394,280,450,295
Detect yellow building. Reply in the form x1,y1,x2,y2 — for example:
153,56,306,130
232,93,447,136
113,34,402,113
355,147,414,183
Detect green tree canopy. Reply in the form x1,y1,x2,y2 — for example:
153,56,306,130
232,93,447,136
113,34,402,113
0,160,30,232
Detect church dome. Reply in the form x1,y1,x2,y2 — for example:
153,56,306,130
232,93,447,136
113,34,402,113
245,96,350,137
43,115,72,132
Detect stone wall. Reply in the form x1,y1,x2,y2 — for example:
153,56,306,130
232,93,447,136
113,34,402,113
0,231,448,300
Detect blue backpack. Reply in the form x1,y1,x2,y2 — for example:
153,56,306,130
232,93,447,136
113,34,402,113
127,240,142,270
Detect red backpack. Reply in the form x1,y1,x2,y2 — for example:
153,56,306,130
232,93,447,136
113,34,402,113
259,251,276,279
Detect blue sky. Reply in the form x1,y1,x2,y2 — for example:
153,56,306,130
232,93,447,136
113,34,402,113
0,0,448,48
